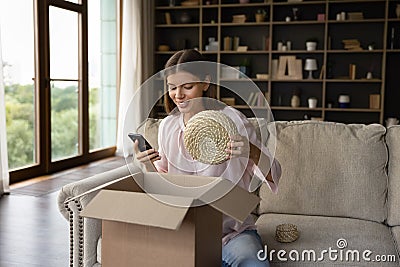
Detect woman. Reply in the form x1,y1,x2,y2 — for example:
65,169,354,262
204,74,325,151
134,49,281,267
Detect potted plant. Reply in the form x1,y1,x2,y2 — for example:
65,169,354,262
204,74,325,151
255,9,267,23
305,37,318,51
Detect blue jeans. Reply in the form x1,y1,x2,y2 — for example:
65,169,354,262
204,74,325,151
222,230,270,267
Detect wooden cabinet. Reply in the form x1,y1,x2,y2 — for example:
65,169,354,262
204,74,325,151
153,0,400,124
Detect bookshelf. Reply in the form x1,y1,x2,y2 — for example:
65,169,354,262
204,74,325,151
153,0,400,124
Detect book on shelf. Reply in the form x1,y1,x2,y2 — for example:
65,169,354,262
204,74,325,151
369,94,380,109
342,39,362,50
349,64,356,80
247,92,256,106
165,12,172,25
232,14,246,23
256,92,268,107
224,36,232,51
247,92,267,107
271,59,278,79
233,37,240,51
347,12,364,20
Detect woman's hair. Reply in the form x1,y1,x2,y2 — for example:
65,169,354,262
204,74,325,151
163,49,219,114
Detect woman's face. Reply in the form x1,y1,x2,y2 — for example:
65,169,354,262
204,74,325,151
167,71,209,114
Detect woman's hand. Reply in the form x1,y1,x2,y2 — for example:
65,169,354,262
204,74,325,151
225,135,274,183
225,135,250,159
133,140,160,172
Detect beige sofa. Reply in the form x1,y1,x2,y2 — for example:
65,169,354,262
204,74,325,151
58,120,400,266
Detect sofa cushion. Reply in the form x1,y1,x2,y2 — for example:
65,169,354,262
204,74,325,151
257,213,399,266
97,237,102,264
136,118,162,150
259,121,387,223
386,126,400,226
390,226,400,259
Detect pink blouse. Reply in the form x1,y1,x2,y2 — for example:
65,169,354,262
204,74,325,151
154,106,281,245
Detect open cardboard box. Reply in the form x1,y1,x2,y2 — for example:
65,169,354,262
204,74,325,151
78,171,260,267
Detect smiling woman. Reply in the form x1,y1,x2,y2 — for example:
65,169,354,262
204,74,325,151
133,49,281,267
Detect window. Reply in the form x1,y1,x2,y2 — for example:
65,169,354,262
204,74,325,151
1,0,36,170
88,0,117,151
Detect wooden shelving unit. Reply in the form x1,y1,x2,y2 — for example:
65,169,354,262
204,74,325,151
153,0,400,124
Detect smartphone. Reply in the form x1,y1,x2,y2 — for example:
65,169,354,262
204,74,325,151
128,133,153,152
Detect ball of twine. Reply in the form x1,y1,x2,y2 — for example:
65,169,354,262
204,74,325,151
184,110,238,165
275,223,299,243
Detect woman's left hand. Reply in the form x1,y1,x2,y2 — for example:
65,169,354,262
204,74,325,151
225,135,250,159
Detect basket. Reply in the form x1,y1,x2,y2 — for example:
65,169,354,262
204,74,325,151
232,14,247,23
184,110,238,165
275,223,299,243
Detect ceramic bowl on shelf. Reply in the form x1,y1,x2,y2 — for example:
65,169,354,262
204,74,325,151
181,0,199,6
158,45,170,52
256,74,269,79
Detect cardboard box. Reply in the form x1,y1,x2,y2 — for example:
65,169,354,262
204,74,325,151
79,172,260,267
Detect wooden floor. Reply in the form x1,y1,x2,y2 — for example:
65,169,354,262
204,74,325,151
0,156,126,267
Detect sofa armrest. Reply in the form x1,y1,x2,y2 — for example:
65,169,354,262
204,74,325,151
57,163,141,267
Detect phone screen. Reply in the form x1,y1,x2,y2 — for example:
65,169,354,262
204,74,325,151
128,133,153,152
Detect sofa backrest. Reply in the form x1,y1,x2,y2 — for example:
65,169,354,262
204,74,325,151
138,118,389,223
386,125,400,226
259,121,388,223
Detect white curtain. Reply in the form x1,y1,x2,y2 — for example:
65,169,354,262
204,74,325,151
0,28,10,195
116,0,153,156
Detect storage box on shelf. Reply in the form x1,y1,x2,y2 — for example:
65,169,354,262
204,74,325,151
153,0,398,124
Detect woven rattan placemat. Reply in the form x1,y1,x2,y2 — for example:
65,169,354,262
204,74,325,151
184,110,238,165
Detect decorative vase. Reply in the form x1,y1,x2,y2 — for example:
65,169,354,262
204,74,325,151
308,97,318,108
255,13,266,23
396,4,400,19
291,95,300,107
338,95,350,108
292,7,300,21
179,12,191,24
306,42,317,51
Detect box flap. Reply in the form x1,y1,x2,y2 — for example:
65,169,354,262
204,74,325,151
143,172,219,198
81,190,193,230
64,170,144,204
141,172,260,223
199,179,260,223
156,173,218,187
